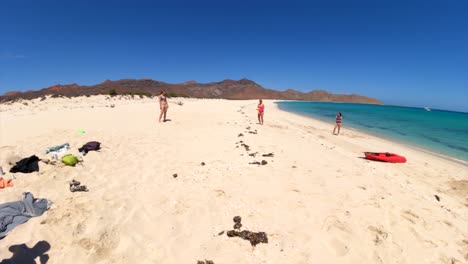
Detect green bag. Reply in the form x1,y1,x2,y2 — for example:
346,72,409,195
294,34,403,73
61,154,80,166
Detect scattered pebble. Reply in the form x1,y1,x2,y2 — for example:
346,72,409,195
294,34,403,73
434,194,440,202
238,133,244,137
262,153,274,157
201,162,206,166
173,173,178,178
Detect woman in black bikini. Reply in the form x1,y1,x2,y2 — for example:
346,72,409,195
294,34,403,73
158,90,169,122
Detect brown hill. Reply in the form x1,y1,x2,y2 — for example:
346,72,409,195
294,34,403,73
0,78,383,104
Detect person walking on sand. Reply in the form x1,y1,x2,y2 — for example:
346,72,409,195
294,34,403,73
257,99,264,125
158,90,169,122
333,112,343,135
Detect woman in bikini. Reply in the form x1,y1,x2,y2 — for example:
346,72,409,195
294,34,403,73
158,90,169,122
257,99,264,125
333,112,343,135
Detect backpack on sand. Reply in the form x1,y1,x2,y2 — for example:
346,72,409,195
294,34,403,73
61,154,80,166
78,141,101,155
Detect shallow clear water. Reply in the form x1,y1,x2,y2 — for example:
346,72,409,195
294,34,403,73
276,101,468,162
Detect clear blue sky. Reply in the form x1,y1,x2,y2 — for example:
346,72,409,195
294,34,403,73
1,0,467,111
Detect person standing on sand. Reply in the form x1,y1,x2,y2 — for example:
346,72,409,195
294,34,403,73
257,99,264,125
158,90,169,122
333,112,343,135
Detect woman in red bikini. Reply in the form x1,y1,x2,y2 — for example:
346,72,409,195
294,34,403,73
333,112,343,135
257,99,264,125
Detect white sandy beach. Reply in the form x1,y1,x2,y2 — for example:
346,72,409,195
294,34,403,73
0,96,467,263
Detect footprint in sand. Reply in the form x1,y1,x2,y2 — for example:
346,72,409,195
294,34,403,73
322,217,352,256
77,228,120,260
73,222,86,236
439,256,463,264
368,226,388,245
401,210,433,231
213,189,226,197
457,239,468,262
401,210,419,224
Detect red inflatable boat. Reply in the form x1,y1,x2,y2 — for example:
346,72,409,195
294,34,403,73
364,152,407,163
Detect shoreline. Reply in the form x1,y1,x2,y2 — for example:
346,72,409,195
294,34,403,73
274,101,468,166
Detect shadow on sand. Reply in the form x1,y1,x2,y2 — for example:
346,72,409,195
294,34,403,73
0,240,51,264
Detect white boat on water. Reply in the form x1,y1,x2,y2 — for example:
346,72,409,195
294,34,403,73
424,106,431,111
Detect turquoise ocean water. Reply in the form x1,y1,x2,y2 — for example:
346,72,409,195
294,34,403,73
276,102,468,162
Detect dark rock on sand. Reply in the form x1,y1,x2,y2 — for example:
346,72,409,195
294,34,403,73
227,230,268,247
249,160,267,165
238,133,244,137
233,216,242,229
226,216,268,246
262,153,274,157
201,162,206,166
197,260,214,264
434,195,440,202
173,173,178,178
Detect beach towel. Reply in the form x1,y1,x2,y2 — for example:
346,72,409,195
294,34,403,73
9,156,40,173
0,177,13,189
0,192,52,238
45,143,70,154
47,146,69,160
78,141,101,155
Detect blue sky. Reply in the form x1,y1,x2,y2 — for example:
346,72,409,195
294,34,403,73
1,0,467,111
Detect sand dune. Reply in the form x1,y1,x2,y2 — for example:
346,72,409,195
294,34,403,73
0,96,467,263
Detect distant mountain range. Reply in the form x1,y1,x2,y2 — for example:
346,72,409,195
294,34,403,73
0,78,383,104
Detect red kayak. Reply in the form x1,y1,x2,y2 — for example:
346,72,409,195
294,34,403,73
364,152,407,163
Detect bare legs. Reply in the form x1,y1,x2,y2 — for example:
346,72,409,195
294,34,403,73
333,123,341,135
258,112,264,125
159,106,168,122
